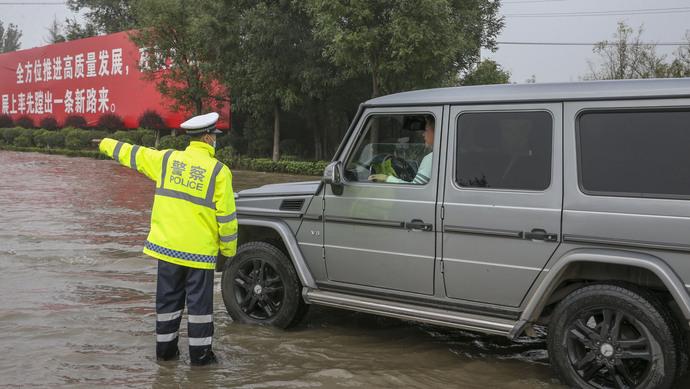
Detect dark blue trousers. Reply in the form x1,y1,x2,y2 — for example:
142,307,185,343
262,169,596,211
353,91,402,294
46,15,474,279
155,260,214,363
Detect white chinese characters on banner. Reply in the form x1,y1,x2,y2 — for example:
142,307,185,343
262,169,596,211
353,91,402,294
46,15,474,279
86,52,97,78
24,62,32,83
97,87,109,112
34,59,42,82
13,48,126,85
4,47,123,116
1,88,109,115
64,89,74,113
43,58,52,82
53,57,62,80
74,54,85,79
64,55,73,80
98,50,109,76
111,48,123,76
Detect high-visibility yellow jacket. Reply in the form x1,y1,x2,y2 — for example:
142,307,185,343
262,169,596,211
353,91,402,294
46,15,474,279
99,139,238,270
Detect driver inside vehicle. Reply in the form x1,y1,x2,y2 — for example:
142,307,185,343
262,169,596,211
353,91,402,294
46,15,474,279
369,115,434,185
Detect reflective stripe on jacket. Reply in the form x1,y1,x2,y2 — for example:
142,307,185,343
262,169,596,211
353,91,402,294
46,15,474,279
99,139,238,269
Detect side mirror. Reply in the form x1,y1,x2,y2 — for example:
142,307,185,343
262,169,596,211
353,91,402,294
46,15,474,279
323,161,344,195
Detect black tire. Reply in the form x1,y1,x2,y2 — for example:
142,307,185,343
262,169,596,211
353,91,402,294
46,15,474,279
221,241,308,329
547,283,679,389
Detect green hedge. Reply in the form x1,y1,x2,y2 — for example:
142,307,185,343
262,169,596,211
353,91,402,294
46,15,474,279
0,126,326,176
221,157,327,176
0,145,109,159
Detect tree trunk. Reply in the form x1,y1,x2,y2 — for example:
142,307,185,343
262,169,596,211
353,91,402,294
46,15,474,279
155,129,161,148
370,69,380,142
372,70,380,98
312,101,323,161
272,104,280,162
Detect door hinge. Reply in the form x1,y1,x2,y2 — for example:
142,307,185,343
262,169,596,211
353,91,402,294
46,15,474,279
440,205,445,220
322,246,325,259
321,195,325,211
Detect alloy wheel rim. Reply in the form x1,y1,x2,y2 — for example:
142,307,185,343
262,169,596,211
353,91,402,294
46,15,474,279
565,308,658,389
233,259,285,320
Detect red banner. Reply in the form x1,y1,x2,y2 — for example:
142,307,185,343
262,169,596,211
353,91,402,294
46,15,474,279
0,31,229,129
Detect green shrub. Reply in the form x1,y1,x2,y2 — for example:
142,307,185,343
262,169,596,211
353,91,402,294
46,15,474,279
0,114,12,128
97,113,124,131
14,131,35,147
111,130,135,144
64,115,88,129
159,135,190,150
216,156,327,176
139,130,156,147
215,146,235,162
118,128,156,146
34,129,65,148
63,128,106,150
15,115,34,129
45,132,66,148
138,109,165,130
33,129,50,147
39,117,59,130
1,127,22,144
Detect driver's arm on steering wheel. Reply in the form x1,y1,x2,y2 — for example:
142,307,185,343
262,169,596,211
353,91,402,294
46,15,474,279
368,174,406,183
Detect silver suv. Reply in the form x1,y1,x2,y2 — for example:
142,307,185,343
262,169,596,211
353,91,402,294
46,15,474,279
221,79,690,389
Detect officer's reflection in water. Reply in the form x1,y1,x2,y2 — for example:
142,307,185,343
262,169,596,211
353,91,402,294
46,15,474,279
96,112,238,366
368,115,435,185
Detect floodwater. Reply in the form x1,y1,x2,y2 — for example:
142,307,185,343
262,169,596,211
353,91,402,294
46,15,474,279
0,150,565,388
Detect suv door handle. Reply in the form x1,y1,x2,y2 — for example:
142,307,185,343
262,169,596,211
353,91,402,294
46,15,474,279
522,228,558,242
405,219,433,231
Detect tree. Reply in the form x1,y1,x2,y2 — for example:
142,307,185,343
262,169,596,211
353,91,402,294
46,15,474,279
203,0,335,162
668,31,690,78
63,17,99,40
131,0,225,117
586,22,668,80
45,17,66,44
67,0,137,34
0,20,22,53
461,59,511,85
305,0,503,98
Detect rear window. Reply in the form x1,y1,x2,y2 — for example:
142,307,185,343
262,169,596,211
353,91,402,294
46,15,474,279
578,110,690,199
456,111,552,190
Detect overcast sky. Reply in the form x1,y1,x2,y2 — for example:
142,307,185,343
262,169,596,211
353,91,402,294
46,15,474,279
1,0,689,83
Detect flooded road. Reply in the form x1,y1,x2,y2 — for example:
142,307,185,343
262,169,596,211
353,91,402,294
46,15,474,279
0,150,564,388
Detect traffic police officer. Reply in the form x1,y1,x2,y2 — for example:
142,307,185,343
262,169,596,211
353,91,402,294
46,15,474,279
98,112,237,366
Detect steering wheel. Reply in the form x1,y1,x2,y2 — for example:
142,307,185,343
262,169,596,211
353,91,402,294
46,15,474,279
386,155,416,181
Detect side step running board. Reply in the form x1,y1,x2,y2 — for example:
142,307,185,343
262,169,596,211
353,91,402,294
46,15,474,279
304,288,516,337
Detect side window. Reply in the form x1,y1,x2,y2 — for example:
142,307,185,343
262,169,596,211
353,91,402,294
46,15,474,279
578,110,690,199
344,114,435,185
456,111,552,190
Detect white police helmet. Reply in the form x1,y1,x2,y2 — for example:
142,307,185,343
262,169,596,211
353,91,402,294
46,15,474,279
180,112,223,135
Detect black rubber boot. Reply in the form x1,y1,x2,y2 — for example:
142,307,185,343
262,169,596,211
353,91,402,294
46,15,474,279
190,349,218,366
156,347,180,362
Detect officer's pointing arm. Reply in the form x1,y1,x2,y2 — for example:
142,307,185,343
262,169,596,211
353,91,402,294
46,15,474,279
98,138,164,181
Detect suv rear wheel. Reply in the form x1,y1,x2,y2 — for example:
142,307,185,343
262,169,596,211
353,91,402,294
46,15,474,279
547,283,678,389
221,241,308,329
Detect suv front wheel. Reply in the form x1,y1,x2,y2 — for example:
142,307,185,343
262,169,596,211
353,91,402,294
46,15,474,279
221,241,308,329
547,283,679,389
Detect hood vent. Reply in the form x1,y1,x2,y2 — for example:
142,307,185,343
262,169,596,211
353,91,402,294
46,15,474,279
280,199,305,211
